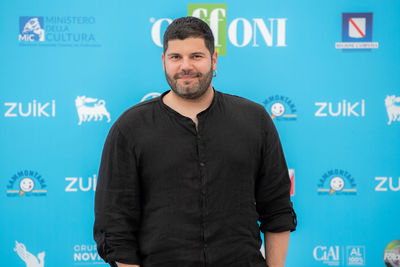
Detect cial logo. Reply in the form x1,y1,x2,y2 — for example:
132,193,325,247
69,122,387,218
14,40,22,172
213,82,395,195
6,170,47,197
289,169,295,196
4,100,56,118
75,96,111,125
346,246,365,266
19,16,101,47
19,17,45,42
384,240,400,267
385,95,400,125
375,176,400,192
151,4,288,55
140,92,161,103
263,95,297,121
65,175,97,192
14,241,45,267
317,169,357,196
313,245,340,266
335,13,378,49
73,244,104,264
315,100,365,117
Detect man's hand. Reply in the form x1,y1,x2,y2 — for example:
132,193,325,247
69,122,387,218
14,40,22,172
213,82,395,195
264,231,290,267
116,262,140,267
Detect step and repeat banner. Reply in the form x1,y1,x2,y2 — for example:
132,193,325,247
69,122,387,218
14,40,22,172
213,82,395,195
1,0,399,266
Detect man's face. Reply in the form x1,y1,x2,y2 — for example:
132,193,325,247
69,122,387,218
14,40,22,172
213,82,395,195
162,37,217,100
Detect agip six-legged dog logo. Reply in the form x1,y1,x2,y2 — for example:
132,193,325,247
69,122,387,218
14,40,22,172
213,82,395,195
385,95,400,125
75,96,111,125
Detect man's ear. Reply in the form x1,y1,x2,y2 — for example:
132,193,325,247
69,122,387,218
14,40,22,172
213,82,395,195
212,51,218,71
162,53,165,71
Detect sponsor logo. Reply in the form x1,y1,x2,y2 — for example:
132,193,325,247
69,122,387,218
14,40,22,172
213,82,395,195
315,100,365,117
317,169,357,196
384,240,400,267
140,92,161,103
313,245,340,266
375,177,400,192
65,175,97,192
188,4,227,55
4,100,56,118
263,95,297,121
151,4,287,55
335,13,378,49
19,16,101,47
14,241,45,267
75,96,111,125
385,95,400,125
289,169,295,196
73,244,104,264
19,17,45,42
346,246,366,266
6,170,47,197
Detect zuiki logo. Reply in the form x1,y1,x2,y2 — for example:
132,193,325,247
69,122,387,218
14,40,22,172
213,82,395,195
6,170,47,197
4,100,56,118
384,240,400,267
385,95,400,125
315,100,365,117
313,245,340,266
65,175,97,192
151,4,287,55
19,16,101,47
375,177,400,192
75,96,111,125
346,246,365,266
19,17,45,42
335,13,378,50
14,241,45,267
263,95,297,121
289,169,295,196
73,244,103,264
317,169,357,196
140,92,161,103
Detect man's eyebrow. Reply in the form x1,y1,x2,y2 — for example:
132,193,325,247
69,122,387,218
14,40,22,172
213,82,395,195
192,52,206,55
166,52,181,56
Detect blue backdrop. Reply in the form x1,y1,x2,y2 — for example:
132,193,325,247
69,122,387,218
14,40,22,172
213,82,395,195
1,0,400,266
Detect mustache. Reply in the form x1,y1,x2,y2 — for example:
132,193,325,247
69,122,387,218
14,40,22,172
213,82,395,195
173,71,201,79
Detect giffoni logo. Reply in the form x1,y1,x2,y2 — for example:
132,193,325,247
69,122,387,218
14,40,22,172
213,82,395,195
188,4,227,55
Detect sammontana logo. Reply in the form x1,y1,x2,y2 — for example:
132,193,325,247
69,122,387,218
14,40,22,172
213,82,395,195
150,3,288,55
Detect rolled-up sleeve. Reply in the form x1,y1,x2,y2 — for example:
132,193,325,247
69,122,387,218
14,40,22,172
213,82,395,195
255,110,297,233
94,123,142,265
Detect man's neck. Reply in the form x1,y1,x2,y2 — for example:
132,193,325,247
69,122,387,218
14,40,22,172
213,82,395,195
162,85,214,127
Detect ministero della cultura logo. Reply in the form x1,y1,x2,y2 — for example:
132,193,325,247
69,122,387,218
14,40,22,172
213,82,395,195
18,16,101,47
384,240,400,267
150,3,287,56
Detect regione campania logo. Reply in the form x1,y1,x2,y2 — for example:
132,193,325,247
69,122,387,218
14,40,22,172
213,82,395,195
335,13,378,49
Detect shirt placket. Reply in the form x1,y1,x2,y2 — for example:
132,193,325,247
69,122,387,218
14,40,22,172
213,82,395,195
196,117,209,267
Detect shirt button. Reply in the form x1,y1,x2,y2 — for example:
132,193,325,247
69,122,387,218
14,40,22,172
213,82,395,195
200,162,205,167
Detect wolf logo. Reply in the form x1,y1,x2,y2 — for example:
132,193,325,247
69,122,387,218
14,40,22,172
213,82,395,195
75,96,111,125
21,18,45,41
385,95,400,125
14,241,45,267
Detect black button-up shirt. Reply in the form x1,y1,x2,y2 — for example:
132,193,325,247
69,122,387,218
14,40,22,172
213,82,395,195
94,90,297,267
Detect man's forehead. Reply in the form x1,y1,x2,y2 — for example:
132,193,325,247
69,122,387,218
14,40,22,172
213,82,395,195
165,37,209,54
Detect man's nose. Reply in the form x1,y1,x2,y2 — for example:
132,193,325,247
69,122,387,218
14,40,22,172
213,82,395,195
180,57,194,71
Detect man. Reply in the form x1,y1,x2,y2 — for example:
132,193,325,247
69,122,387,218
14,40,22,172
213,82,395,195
94,17,296,267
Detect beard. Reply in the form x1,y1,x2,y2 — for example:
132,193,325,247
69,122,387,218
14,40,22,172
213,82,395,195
165,65,213,100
